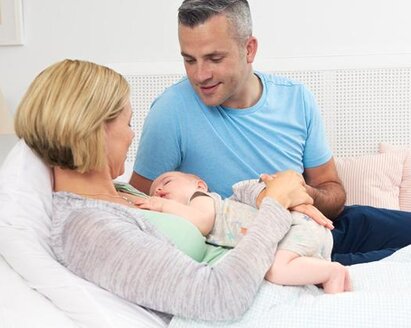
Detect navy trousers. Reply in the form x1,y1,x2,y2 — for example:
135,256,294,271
331,205,411,265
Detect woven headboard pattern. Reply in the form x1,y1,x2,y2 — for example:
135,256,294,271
124,67,411,163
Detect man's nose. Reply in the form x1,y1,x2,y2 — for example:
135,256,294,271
195,62,212,83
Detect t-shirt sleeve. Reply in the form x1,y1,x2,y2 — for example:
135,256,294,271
301,86,333,168
230,179,264,207
133,90,184,180
60,200,292,322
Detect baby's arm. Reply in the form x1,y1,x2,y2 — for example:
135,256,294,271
232,178,333,229
230,179,263,206
135,196,215,236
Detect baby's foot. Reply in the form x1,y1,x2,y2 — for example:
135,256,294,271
322,263,350,294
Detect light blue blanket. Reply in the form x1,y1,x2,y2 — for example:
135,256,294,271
170,246,411,328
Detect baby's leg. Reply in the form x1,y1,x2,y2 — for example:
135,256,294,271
265,249,351,294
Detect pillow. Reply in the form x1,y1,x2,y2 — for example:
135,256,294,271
0,254,77,327
115,160,134,183
335,151,408,210
379,143,411,212
0,140,165,328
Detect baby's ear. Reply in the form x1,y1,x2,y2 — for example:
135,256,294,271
197,180,208,192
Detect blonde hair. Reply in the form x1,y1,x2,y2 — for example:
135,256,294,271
15,59,130,173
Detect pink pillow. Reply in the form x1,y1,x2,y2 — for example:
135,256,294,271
335,152,408,210
379,143,411,212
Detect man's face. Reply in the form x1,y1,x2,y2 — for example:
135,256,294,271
178,14,253,108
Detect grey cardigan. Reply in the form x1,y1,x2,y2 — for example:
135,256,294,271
50,192,292,322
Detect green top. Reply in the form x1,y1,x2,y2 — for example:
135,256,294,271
115,182,228,264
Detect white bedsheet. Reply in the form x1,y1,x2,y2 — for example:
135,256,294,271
170,246,411,328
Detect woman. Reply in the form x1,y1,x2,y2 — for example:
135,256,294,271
14,59,315,324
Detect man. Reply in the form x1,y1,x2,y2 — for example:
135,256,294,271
130,0,411,265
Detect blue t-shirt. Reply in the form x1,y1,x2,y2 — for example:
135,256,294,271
134,72,332,198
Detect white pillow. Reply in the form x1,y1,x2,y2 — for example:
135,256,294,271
379,143,411,212
335,151,407,210
0,254,78,328
115,160,134,183
0,140,165,328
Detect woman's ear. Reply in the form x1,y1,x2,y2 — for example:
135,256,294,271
197,180,208,192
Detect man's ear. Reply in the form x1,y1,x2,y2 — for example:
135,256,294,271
197,180,208,192
245,36,258,64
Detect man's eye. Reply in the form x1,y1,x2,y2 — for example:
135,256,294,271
184,58,195,64
211,57,223,63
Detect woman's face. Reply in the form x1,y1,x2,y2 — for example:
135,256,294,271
105,101,134,179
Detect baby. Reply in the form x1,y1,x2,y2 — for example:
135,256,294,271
136,171,351,293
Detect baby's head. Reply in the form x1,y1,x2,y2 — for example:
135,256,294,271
150,171,208,204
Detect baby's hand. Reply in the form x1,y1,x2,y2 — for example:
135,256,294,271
134,196,166,212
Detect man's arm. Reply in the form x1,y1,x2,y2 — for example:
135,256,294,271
129,172,153,195
303,158,346,220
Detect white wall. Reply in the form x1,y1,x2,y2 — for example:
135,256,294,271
0,0,410,113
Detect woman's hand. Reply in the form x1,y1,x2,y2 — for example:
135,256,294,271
291,204,334,229
259,171,313,209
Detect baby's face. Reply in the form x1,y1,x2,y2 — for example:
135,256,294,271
150,172,200,204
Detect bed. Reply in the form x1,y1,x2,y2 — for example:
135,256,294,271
0,67,410,327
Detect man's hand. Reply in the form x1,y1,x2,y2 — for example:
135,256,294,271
291,204,334,229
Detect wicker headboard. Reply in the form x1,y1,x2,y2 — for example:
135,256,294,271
123,67,411,163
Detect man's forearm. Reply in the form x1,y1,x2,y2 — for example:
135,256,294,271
306,182,346,220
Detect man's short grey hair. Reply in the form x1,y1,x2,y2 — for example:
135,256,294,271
178,0,252,42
